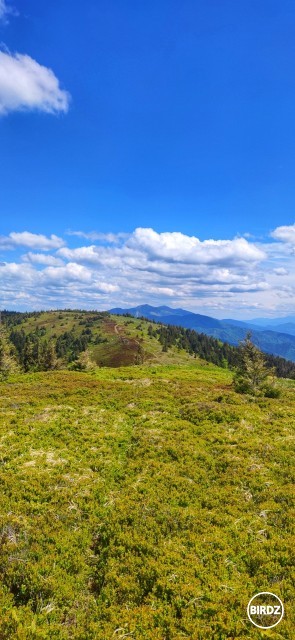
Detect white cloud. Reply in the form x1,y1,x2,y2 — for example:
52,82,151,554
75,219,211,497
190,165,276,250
273,267,289,276
0,50,70,115
271,223,295,244
2,225,295,316
95,282,119,293
59,229,265,274
0,236,13,250
42,262,92,284
58,245,103,264
0,261,37,282
127,228,265,265
1,231,65,250
54,228,270,311
22,252,65,266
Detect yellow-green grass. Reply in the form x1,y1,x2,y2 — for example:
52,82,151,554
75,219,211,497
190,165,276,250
0,363,294,638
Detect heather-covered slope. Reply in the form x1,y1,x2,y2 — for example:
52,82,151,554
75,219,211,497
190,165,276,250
0,364,294,638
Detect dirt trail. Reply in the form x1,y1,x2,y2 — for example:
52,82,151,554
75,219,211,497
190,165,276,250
114,323,140,347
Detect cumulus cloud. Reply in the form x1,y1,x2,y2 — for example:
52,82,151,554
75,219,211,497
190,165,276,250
0,261,37,282
22,252,65,266
43,262,93,285
37,228,270,311
60,230,266,279
0,236,13,250
0,232,65,250
1,225,295,315
0,50,70,115
58,245,104,264
271,223,295,244
127,228,265,265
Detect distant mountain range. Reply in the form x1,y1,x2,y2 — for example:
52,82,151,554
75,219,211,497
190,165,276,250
109,304,295,361
249,314,295,326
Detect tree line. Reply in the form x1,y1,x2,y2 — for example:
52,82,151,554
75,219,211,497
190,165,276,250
7,328,95,372
148,322,295,379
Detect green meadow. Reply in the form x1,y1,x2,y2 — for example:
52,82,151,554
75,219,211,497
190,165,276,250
0,361,294,639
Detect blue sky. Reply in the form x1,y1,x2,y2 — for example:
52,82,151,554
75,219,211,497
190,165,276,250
1,0,295,317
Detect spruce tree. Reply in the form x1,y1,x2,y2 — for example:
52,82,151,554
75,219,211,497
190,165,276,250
234,332,275,395
134,344,145,364
0,325,18,381
23,339,35,372
41,340,58,370
70,349,95,371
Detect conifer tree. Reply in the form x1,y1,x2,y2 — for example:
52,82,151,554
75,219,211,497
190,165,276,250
234,332,275,395
134,344,145,364
0,325,18,381
23,339,35,372
70,348,95,371
41,340,58,370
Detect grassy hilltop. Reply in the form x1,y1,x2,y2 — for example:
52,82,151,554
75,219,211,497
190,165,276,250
3,309,295,377
0,312,294,638
3,310,199,369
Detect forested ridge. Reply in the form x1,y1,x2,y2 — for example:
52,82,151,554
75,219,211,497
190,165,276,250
151,321,295,378
1,309,295,378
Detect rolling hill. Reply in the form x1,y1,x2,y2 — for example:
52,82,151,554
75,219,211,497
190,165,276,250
1,308,295,379
2,309,295,380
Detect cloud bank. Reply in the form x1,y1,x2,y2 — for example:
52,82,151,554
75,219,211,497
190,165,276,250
1,225,294,316
0,51,70,115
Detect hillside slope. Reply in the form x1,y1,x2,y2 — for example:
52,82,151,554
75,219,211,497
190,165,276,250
0,364,294,638
110,305,295,361
3,310,197,368
3,309,295,379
